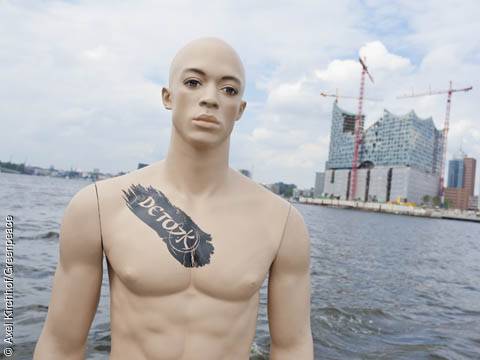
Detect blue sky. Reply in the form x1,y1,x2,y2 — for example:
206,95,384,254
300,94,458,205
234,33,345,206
0,0,478,191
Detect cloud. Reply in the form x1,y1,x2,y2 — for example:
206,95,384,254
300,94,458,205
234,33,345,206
359,41,412,71
315,60,360,83
251,127,273,141
0,0,478,191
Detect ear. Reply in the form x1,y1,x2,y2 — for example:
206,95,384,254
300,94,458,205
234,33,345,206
162,87,172,110
235,101,247,121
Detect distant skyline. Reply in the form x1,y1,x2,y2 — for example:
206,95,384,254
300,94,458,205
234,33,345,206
1,0,478,189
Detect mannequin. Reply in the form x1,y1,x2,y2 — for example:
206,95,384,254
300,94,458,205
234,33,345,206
34,37,313,360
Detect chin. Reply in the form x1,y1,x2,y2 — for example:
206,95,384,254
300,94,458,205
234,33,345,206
185,133,227,150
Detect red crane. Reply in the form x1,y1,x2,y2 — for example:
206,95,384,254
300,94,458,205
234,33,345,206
320,89,381,103
397,82,472,198
349,57,375,200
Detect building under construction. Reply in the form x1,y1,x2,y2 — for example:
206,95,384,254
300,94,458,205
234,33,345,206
323,102,444,204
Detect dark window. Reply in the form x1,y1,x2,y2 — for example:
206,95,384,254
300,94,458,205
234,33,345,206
365,169,370,201
342,114,356,134
346,171,351,199
386,168,393,202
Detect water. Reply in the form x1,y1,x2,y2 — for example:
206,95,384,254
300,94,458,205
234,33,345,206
1,173,479,360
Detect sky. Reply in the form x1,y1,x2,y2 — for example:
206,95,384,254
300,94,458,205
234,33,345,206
1,0,479,190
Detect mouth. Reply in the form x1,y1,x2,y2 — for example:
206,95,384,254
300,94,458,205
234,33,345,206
192,114,219,124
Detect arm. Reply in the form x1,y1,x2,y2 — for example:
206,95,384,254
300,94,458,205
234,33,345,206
33,184,104,360
268,204,314,359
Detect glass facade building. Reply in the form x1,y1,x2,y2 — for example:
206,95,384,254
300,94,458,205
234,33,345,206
326,102,444,175
447,159,464,188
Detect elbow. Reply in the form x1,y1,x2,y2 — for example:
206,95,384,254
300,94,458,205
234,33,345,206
33,330,86,360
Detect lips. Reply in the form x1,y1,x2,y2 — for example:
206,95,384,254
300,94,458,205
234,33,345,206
193,114,219,124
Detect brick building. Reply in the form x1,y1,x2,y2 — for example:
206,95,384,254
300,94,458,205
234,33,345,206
444,156,477,210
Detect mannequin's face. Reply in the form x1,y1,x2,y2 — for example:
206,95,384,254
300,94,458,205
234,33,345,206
162,39,246,149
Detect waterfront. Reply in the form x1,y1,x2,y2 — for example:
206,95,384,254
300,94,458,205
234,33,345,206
1,173,479,359
300,198,480,223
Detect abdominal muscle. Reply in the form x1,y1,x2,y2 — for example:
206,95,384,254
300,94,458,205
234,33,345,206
106,271,261,360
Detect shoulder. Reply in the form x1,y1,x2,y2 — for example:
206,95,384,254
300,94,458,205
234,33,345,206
64,183,99,219
272,203,310,272
229,169,293,247
230,168,291,213
60,183,103,264
283,204,308,234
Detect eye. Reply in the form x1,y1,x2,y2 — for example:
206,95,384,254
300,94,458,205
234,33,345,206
222,86,239,96
184,79,201,88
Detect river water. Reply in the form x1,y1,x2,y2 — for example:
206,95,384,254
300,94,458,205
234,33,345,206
1,173,479,359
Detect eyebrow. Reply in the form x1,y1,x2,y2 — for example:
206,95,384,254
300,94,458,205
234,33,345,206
182,68,242,86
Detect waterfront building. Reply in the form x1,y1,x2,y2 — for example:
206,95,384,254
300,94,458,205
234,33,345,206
463,157,476,197
293,188,314,199
448,159,464,188
444,156,477,210
444,187,470,210
326,102,443,173
323,102,444,204
314,172,325,198
324,166,438,203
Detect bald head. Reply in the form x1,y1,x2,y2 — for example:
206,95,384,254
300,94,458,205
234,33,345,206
168,37,246,93
161,37,247,147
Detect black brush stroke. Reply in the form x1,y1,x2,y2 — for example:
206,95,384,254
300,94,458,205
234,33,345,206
122,184,214,267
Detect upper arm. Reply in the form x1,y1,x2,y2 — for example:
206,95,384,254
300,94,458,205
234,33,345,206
34,183,104,359
267,204,313,359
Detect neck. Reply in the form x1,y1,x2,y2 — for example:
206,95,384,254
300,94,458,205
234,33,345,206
163,127,231,198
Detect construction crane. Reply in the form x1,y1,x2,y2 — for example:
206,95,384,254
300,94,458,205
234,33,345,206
397,81,473,198
320,89,382,103
349,57,375,201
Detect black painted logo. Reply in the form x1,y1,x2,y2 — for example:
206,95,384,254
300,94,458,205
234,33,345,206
122,184,214,268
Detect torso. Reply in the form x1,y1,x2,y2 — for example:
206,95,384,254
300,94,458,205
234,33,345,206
96,162,291,360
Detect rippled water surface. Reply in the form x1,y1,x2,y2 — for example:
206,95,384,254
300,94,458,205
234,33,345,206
1,173,479,359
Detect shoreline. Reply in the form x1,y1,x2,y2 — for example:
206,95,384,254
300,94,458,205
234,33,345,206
298,197,480,223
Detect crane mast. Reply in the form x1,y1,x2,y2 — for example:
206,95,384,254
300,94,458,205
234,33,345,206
349,57,374,200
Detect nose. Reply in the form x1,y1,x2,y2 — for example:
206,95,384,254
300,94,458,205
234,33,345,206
199,83,219,109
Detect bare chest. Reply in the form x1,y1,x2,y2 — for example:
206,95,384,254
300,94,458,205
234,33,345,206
101,188,279,301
